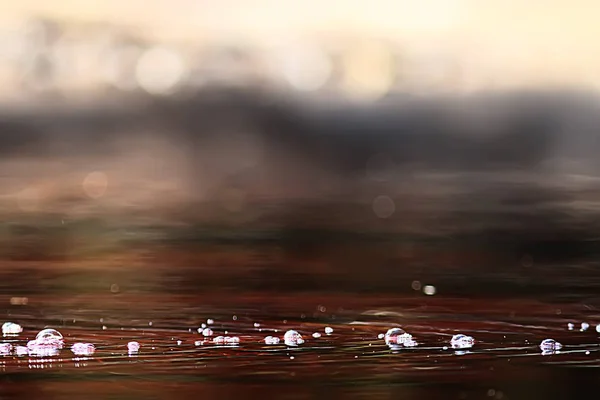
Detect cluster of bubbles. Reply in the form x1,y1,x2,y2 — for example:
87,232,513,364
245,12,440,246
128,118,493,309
567,321,600,332
0,318,589,361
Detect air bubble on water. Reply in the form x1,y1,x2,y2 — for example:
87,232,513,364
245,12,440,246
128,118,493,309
15,346,27,356
290,356,295,360
581,322,590,331
149,322,153,326
232,315,237,321
207,319,214,325
213,336,225,344
539,338,562,353
325,327,333,335
102,326,107,330
202,328,213,337
2,322,22,336
312,332,321,338
254,323,260,328
194,340,203,346
384,327,415,349
71,343,95,356
377,333,384,339
224,331,228,334
0,343,12,355
586,351,591,355
443,346,449,350
450,334,475,349
176,340,182,346
28,341,60,357
264,336,280,345
284,330,304,346
35,329,63,346
226,336,240,345
567,323,574,330
127,341,140,353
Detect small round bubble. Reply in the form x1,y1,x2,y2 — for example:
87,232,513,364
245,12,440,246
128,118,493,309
284,330,304,346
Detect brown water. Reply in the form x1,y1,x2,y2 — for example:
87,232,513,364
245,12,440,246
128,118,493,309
0,284,598,400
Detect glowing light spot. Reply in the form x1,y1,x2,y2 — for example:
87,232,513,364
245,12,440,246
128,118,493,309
423,285,437,295
279,45,332,91
82,172,108,199
372,195,395,218
9,297,28,306
341,41,395,101
135,47,187,95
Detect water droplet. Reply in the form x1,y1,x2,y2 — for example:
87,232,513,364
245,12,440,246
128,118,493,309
411,280,422,291
567,323,574,330
539,338,562,352
232,315,237,321
254,323,260,328
127,341,140,353
110,284,120,293
2,322,22,336
0,343,11,355
377,333,385,339
312,332,321,338
36,329,63,345
384,328,416,349
284,330,304,346
586,350,591,355
450,334,475,349
207,319,214,325
202,328,213,337
226,336,240,345
71,343,95,356
148,322,153,326
581,322,590,331
213,336,226,344
324,327,333,335
176,340,182,346
264,336,280,345
596,324,600,333
15,346,28,356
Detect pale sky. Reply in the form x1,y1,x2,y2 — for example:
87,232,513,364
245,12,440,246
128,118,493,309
2,0,600,88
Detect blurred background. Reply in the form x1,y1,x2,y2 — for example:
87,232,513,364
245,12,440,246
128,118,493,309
2,1,600,296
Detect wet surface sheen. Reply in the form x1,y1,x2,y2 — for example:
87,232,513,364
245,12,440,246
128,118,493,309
0,291,598,399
